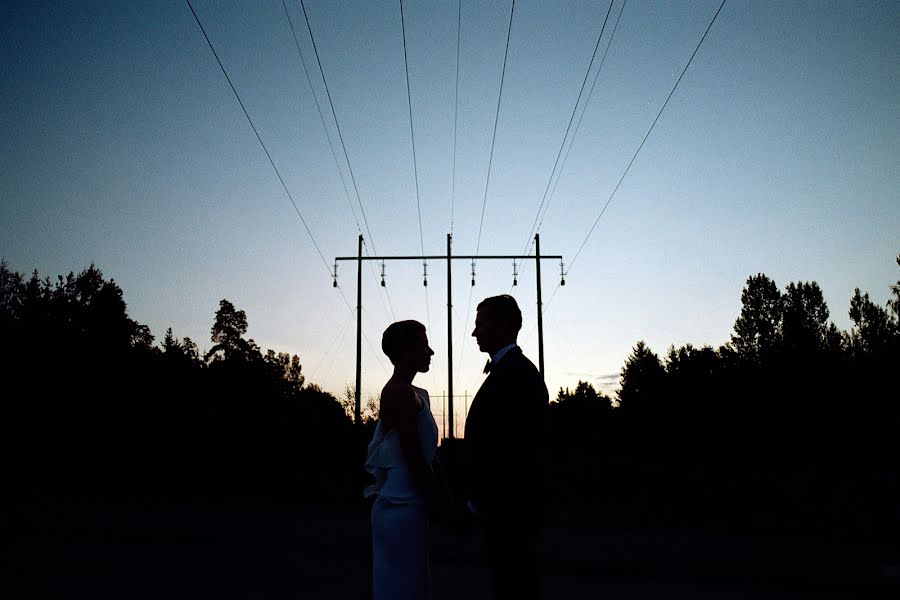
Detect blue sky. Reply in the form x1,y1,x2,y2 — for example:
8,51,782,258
2,1,898,433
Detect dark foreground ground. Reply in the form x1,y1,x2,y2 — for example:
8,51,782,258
4,497,898,599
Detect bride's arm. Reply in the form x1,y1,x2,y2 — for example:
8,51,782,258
380,383,434,498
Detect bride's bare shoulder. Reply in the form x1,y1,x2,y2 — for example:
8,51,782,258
381,381,415,407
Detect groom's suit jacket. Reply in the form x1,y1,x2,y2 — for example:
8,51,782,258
464,346,549,523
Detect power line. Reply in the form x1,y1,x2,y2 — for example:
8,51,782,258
512,0,627,296
291,0,396,322
534,0,627,238
521,0,727,354
517,0,615,261
459,1,516,384
186,0,387,384
281,0,361,241
308,312,353,382
525,280,562,342
364,237,397,322
376,265,398,321
455,281,476,391
568,0,728,273
448,0,463,387
400,0,425,259
185,0,331,275
399,0,435,367
450,0,461,236
335,283,389,375
474,0,516,257
298,0,378,257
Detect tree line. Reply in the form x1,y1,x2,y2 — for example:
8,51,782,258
2,256,897,537
0,262,364,498
546,254,899,538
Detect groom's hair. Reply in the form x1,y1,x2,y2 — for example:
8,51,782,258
477,295,522,332
382,320,426,365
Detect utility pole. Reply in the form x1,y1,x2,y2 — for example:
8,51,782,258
335,234,562,428
446,234,453,437
535,233,544,376
355,234,362,426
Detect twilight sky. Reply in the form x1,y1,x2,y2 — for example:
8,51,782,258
2,0,898,435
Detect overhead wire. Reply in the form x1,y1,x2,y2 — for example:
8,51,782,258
524,0,728,344
511,0,626,294
567,0,728,273
533,0,627,238
187,0,387,390
400,0,426,262
185,0,331,275
400,0,439,390
456,0,516,399
281,0,361,244
473,0,516,257
455,282,476,392
308,312,354,382
315,322,352,387
335,284,389,376
298,0,377,255
517,0,615,262
450,0,461,236
294,0,396,322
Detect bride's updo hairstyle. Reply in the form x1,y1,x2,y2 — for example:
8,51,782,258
382,320,426,365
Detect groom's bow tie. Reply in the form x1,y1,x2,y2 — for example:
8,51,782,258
483,360,492,374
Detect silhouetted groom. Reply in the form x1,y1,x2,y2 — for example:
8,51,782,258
465,294,549,600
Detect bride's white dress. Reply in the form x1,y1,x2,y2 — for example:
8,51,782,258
365,386,439,600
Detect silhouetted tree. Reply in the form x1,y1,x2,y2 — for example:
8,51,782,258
889,254,900,322
549,381,612,454
162,326,204,368
848,288,896,356
665,343,721,417
1,262,369,498
299,383,349,423
264,349,305,398
6,255,897,531
616,341,665,415
731,273,782,365
555,381,612,416
665,343,718,381
0,259,24,321
365,392,380,424
781,281,831,355
207,299,259,363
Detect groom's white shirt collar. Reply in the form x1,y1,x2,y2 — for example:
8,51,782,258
490,343,518,366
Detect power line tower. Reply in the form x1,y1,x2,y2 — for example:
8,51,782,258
335,233,563,436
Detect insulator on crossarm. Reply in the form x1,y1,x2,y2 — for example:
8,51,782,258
512,260,518,286
380,261,386,287
471,260,476,286
423,261,428,287
332,262,338,288
560,259,566,286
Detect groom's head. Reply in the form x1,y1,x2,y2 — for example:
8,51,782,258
472,294,522,355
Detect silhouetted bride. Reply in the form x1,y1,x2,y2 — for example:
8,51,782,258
365,320,438,600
